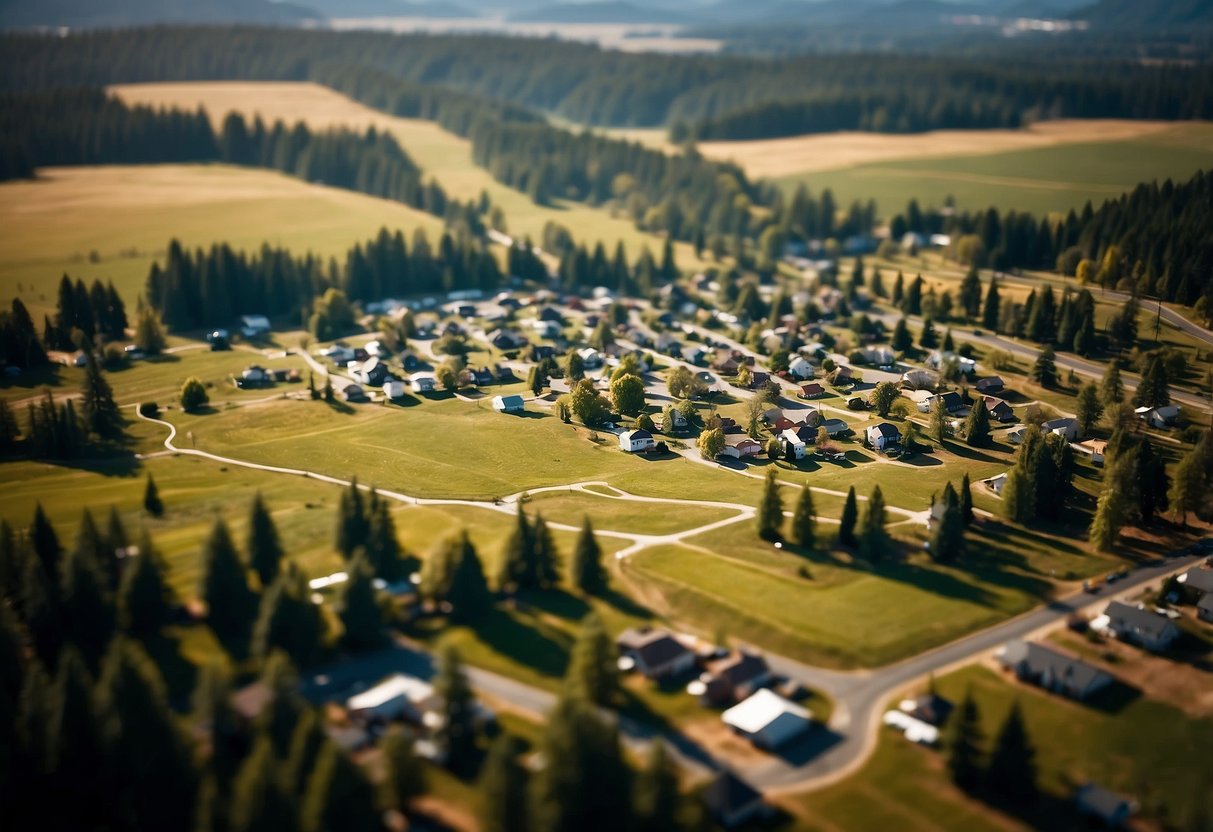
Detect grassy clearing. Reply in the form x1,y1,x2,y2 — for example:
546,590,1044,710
518,489,738,535
784,664,1213,830
111,81,709,271
774,122,1213,216
0,164,444,321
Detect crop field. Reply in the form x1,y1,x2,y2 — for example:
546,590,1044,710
0,164,444,321
772,122,1213,216
786,665,1213,830
111,82,709,269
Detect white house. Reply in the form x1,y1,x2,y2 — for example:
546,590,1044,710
722,689,813,750
346,674,439,723
411,373,437,393
1104,601,1180,652
619,429,656,453
787,355,815,379
1135,404,1181,429
865,422,902,451
780,429,807,459
927,350,976,375
239,314,271,339
901,369,938,390
383,380,406,399
492,394,525,413
1042,417,1080,441
985,472,1009,496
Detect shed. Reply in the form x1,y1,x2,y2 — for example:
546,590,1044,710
1075,783,1137,828
620,429,656,453
492,394,525,414
722,689,812,750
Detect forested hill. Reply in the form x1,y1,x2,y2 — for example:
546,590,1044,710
0,0,320,27
1,26,1209,136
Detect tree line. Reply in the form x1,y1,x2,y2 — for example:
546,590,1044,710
1,27,1208,133
0,88,457,221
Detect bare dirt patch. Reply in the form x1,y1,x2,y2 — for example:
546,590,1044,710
694,120,1179,179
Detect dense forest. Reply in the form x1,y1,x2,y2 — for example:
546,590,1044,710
1,26,1209,136
0,89,454,220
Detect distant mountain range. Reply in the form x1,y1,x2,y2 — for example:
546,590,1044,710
1069,0,1213,27
508,1,687,23
0,0,321,27
305,0,477,18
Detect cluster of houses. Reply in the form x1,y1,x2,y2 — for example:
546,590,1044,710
233,364,301,389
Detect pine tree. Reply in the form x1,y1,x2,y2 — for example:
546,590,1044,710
47,647,105,825
859,485,889,562
446,530,491,622
1133,353,1170,408
379,728,425,818
959,265,983,320
21,554,64,670
945,688,984,791
839,486,858,547
960,473,974,526
564,612,618,708
891,317,912,352
247,492,284,589
479,734,528,832
757,468,784,541
253,564,324,668
530,515,561,589
143,473,164,517
930,483,965,563
791,484,816,550
434,644,478,775
95,638,197,830
300,741,378,832
199,519,257,653
1100,362,1124,410
963,398,991,447
497,505,533,593
633,740,681,832
0,519,21,602
191,662,244,798
570,516,607,595
931,395,950,444
59,544,115,672
1169,446,1205,525
338,551,383,651
80,352,123,438
1031,345,1057,388
1089,479,1125,551
229,736,297,832
103,507,128,580
334,478,368,559
30,503,62,585
985,701,1037,804
118,531,173,637
1075,382,1103,437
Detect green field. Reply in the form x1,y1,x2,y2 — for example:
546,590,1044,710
518,489,739,535
778,123,1213,216
787,665,1213,830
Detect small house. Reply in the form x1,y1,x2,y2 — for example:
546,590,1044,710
722,689,812,750
693,650,773,707
996,640,1112,701
780,430,807,460
901,369,938,390
799,382,825,399
1042,417,1080,441
920,391,965,414
341,383,368,403
1104,601,1180,652
577,347,603,369
1075,439,1107,465
866,422,902,452
620,429,656,453
1007,425,1027,445
701,772,767,829
1135,404,1181,429
1178,566,1213,600
490,329,528,350
722,435,763,458
974,376,1004,394
983,397,1015,423
383,380,406,399
346,674,439,725
927,350,976,375
984,472,1008,496
531,345,557,361
239,365,270,388
411,373,437,394
1198,594,1213,623
1075,783,1137,828
492,395,525,414
616,628,696,681
821,418,851,438
788,356,815,379
239,315,271,339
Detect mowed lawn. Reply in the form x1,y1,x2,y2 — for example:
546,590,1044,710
775,121,1213,216
518,489,741,535
0,164,445,321
784,665,1213,830
112,81,710,271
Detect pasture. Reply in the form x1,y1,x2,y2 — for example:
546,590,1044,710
0,164,444,321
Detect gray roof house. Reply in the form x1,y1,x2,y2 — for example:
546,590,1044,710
866,422,902,452
616,628,696,681
696,650,773,706
1179,566,1213,597
1075,783,1137,828
996,640,1112,701
1104,601,1180,652
1198,594,1213,623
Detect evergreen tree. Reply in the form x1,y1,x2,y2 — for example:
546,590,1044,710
985,701,1037,804
839,486,859,547
1100,362,1124,410
95,638,196,830
338,551,383,651
497,505,533,593
1031,346,1057,388
80,352,123,438
570,516,607,595
791,484,816,550
59,544,115,672
891,317,912,352
1089,476,1125,551
859,485,890,562
1075,382,1103,437
199,519,257,652
366,499,412,582
963,398,991,447
259,652,305,758
564,612,618,708
446,530,491,622
47,647,106,825
334,478,368,559
30,503,62,584
480,734,529,832
930,483,965,563
931,395,950,444
191,662,244,800
757,468,784,541
434,644,478,775
300,741,379,832
945,688,984,791
21,554,64,670
253,564,325,668
530,514,561,590
230,736,297,832
118,531,173,637
959,473,974,526
1133,353,1170,408
959,266,982,320
247,492,284,589
103,506,128,578
918,317,938,350
379,728,425,818
633,740,681,832
143,473,164,517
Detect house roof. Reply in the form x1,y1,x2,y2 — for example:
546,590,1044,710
714,651,770,687
999,641,1110,692
1043,417,1077,431
623,429,653,441
800,382,824,394
1198,595,1213,615
702,771,763,816
1076,783,1136,819
724,434,761,448
1184,567,1213,594
1105,601,1176,639
632,634,692,668
869,422,901,439
822,418,848,430
975,375,1003,388
494,395,525,408
722,689,811,734
906,693,953,727
347,674,435,712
